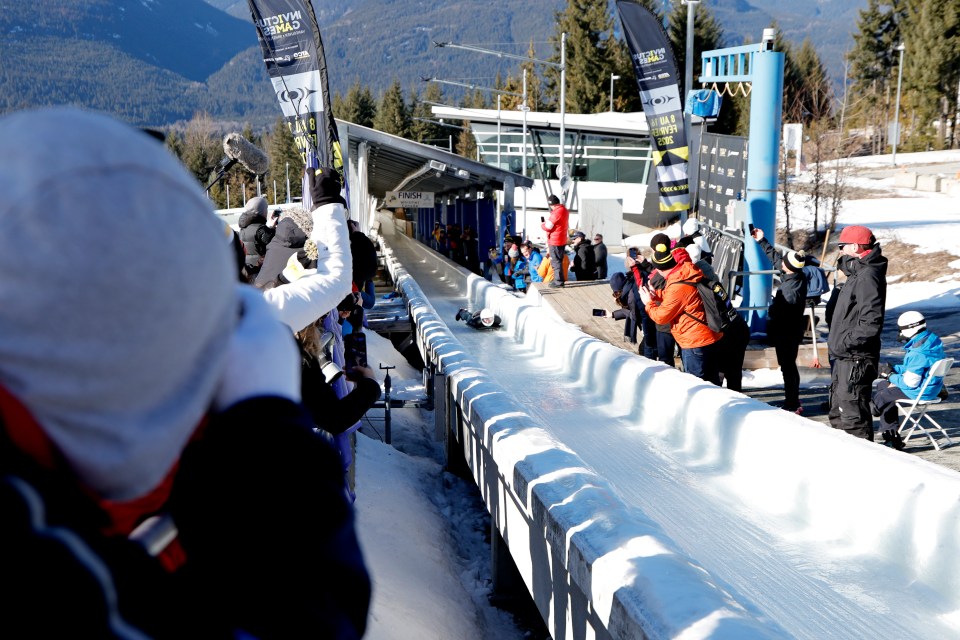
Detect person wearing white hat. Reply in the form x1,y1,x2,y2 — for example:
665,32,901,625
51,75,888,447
0,107,369,637
750,227,809,412
871,311,946,436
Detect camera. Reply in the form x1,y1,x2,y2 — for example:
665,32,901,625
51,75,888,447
317,331,343,384
271,210,281,220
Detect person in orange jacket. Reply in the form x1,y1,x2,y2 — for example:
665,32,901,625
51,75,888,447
537,250,570,284
638,241,723,383
541,194,569,288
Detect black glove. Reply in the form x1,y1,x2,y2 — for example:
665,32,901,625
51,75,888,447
878,362,893,378
307,166,345,207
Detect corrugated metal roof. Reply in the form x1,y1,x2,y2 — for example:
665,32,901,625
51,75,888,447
338,120,533,201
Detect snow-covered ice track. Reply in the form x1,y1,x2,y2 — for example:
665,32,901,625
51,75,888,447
380,230,960,640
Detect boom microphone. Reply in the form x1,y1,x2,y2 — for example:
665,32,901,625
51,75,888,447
223,132,269,175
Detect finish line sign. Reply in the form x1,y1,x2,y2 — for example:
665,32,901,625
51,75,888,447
384,191,434,209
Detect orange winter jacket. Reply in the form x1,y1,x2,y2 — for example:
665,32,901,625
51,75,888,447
537,253,570,283
645,261,723,349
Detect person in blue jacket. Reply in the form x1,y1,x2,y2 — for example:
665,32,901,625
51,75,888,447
521,241,544,284
871,311,946,434
504,243,529,291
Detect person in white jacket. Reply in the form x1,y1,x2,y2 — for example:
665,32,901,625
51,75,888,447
262,166,354,334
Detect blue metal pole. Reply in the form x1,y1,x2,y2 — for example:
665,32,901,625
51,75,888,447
743,48,784,330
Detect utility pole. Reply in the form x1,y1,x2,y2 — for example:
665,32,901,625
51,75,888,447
892,42,905,166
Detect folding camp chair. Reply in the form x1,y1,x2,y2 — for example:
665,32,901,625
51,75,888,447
896,357,955,450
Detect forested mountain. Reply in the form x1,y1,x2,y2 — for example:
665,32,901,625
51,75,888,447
1,0,867,128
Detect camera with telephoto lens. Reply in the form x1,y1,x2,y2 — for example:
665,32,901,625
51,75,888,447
317,331,343,384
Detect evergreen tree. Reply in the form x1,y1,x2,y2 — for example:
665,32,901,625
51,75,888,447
901,0,960,149
793,39,833,124
545,0,621,114
335,79,377,128
846,0,905,152
373,80,411,138
500,41,545,112
663,1,737,133
665,1,725,100
409,82,447,147
268,116,304,203
454,90,486,159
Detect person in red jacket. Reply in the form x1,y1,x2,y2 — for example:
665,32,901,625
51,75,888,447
541,194,570,288
638,242,723,383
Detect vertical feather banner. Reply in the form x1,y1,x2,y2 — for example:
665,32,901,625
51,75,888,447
246,0,344,205
617,1,690,213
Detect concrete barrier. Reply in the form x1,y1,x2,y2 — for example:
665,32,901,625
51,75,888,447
943,178,960,198
893,171,918,189
916,173,943,192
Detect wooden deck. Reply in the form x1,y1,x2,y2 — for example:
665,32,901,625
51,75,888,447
528,279,829,371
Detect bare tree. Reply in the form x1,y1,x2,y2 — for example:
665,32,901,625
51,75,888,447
780,145,796,249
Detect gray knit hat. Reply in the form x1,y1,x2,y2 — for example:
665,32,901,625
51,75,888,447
0,107,237,501
244,195,268,218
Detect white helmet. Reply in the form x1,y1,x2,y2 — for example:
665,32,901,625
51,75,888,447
479,308,496,327
897,311,926,339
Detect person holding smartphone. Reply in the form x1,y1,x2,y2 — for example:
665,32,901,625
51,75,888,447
542,194,569,287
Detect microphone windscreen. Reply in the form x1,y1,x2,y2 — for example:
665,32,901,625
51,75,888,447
223,132,269,175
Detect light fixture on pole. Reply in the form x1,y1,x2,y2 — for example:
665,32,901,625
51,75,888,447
892,42,905,166
609,74,621,112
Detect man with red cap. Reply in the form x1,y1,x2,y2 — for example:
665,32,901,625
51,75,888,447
826,224,888,440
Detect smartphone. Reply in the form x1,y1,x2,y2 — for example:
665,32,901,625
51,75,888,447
748,223,756,236
344,332,367,368
540,216,545,223
592,308,608,317
628,248,638,259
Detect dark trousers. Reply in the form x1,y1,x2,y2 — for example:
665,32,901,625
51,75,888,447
872,379,908,432
719,319,750,392
640,313,659,360
656,328,676,367
681,342,721,384
774,339,801,409
548,244,566,284
829,356,878,440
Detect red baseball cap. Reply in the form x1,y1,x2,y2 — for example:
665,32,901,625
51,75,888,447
838,225,874,246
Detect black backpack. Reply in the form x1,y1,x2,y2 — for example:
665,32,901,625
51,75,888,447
671,276,740,333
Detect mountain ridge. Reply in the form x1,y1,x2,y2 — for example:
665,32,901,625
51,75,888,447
1,0,867,128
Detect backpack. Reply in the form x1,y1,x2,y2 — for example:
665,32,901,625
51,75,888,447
672,276,740,333
802,264,830,304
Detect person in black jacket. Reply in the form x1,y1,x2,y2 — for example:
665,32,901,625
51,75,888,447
237,196,268,277
826,225,888,440
297,315,382,437
570,231,597,281
254,216,308,288
751,228,808,412
608,271,642,346
593,234,608,280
